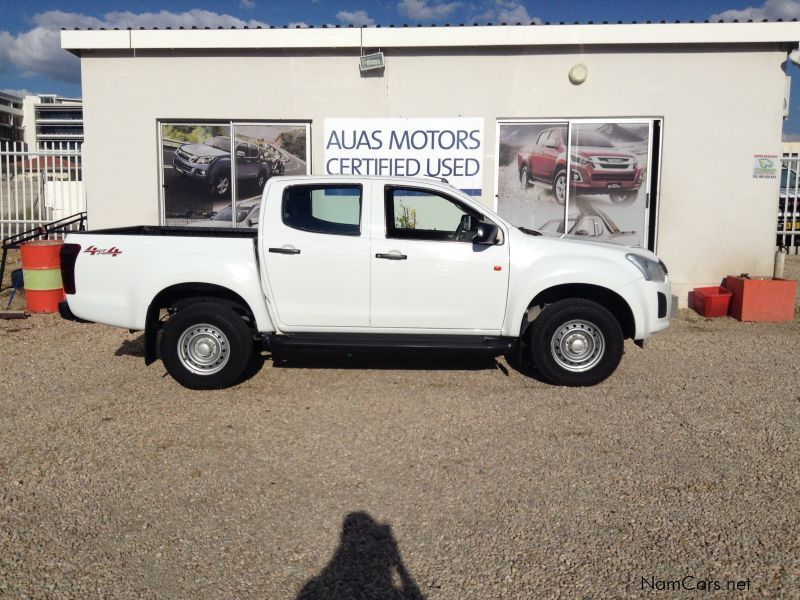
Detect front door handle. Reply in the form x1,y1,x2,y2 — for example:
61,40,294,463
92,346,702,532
376,253,407,260
269,247,301,255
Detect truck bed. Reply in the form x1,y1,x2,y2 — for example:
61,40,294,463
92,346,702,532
71,226,258,239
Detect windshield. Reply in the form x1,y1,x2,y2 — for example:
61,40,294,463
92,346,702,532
571,131,613,148
205,136,231,152
212,206,251,222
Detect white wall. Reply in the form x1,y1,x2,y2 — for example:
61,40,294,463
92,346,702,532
79,45,787,304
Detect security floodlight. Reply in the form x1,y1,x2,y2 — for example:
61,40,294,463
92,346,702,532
360,52,385,72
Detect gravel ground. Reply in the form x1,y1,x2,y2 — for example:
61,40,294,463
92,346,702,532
0,255,798,598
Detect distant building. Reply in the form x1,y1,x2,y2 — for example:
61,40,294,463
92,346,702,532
0,90,24,144
22,95,83,149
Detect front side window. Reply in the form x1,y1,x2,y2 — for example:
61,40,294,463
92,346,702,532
385,187,489,242
282,185,362,236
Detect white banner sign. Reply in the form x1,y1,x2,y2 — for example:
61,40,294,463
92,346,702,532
324,118,484,194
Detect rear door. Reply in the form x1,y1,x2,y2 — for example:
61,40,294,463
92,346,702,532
370,185,510,331
262,182,370,327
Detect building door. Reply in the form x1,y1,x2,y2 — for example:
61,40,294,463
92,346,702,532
496,118,662,251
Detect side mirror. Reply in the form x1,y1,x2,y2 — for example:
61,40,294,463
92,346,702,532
236,150,246,158
473,222,500,245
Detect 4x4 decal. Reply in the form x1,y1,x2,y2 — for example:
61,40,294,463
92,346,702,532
84,245,122,257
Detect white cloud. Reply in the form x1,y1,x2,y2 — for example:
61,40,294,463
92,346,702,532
711,0,800,21
0,88,37,98
337,10,376,26
470,1,540,24
0,31,14,72
398,0,460,20
240,0,256,9
0,10,270,85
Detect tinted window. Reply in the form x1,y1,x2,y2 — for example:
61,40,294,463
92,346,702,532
282,185,362,236
386,187,487,242
571,130,613,148
535,130,549,146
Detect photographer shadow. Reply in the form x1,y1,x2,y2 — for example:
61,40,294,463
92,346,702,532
297,512,425,600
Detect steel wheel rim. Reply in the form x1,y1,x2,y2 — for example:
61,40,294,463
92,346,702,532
216,176,230,195
550,319,605,373
177,323,230,375
555,174,566,203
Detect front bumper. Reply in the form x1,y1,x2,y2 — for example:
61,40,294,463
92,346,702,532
570,164,643,192
622,276,672,340
173,156,210,178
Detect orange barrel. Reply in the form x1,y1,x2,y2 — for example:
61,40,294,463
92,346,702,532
20,240,66,313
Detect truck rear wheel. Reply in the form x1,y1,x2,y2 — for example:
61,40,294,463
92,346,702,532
161,303,254,390
528,298,623,386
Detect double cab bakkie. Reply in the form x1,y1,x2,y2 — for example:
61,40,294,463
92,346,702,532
60,176,671,389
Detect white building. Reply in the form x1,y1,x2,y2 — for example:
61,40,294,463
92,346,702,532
62,21,800,305
22,94,84,149
0,90,24,144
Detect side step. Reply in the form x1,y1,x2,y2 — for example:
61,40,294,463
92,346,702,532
265,333,515,352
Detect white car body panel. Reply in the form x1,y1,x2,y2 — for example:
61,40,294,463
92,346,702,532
64,175,670,344
66,234,274,332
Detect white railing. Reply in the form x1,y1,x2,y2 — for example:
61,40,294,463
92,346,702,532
0,141,86,240
780,155,800,255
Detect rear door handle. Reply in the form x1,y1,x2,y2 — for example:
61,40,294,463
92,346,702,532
376,253,407,260
269,247,301,255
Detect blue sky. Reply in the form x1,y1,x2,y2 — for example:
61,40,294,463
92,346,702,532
3,0,800,135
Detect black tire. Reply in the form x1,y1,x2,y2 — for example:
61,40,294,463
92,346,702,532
552,169,567,205
161,302,254,390
519,165,531,190
610,191,637,204
209,173,231,197
528,298,623,386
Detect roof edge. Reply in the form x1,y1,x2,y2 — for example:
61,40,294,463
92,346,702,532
61,22,800,54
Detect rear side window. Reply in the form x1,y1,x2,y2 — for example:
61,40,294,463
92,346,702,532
282,185,362,236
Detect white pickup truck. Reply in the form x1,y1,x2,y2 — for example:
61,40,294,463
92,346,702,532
59,176,671,389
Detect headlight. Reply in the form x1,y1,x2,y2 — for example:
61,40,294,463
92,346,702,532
570,154,590,165
195,156,212,164
626,253,667,282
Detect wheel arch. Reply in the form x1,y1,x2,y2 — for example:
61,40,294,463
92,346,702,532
144,282,257,366
520,283,636,341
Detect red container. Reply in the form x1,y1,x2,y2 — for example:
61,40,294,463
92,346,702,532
692,286,732,318
725,276,797,322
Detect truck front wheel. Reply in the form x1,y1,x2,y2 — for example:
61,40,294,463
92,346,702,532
553,169,567,205
161,303,254,390
209,173,231,197
528,299,623,386
519,165,531,190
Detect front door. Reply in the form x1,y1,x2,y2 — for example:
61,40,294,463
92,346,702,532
371,185,510,331
263,183,370,328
